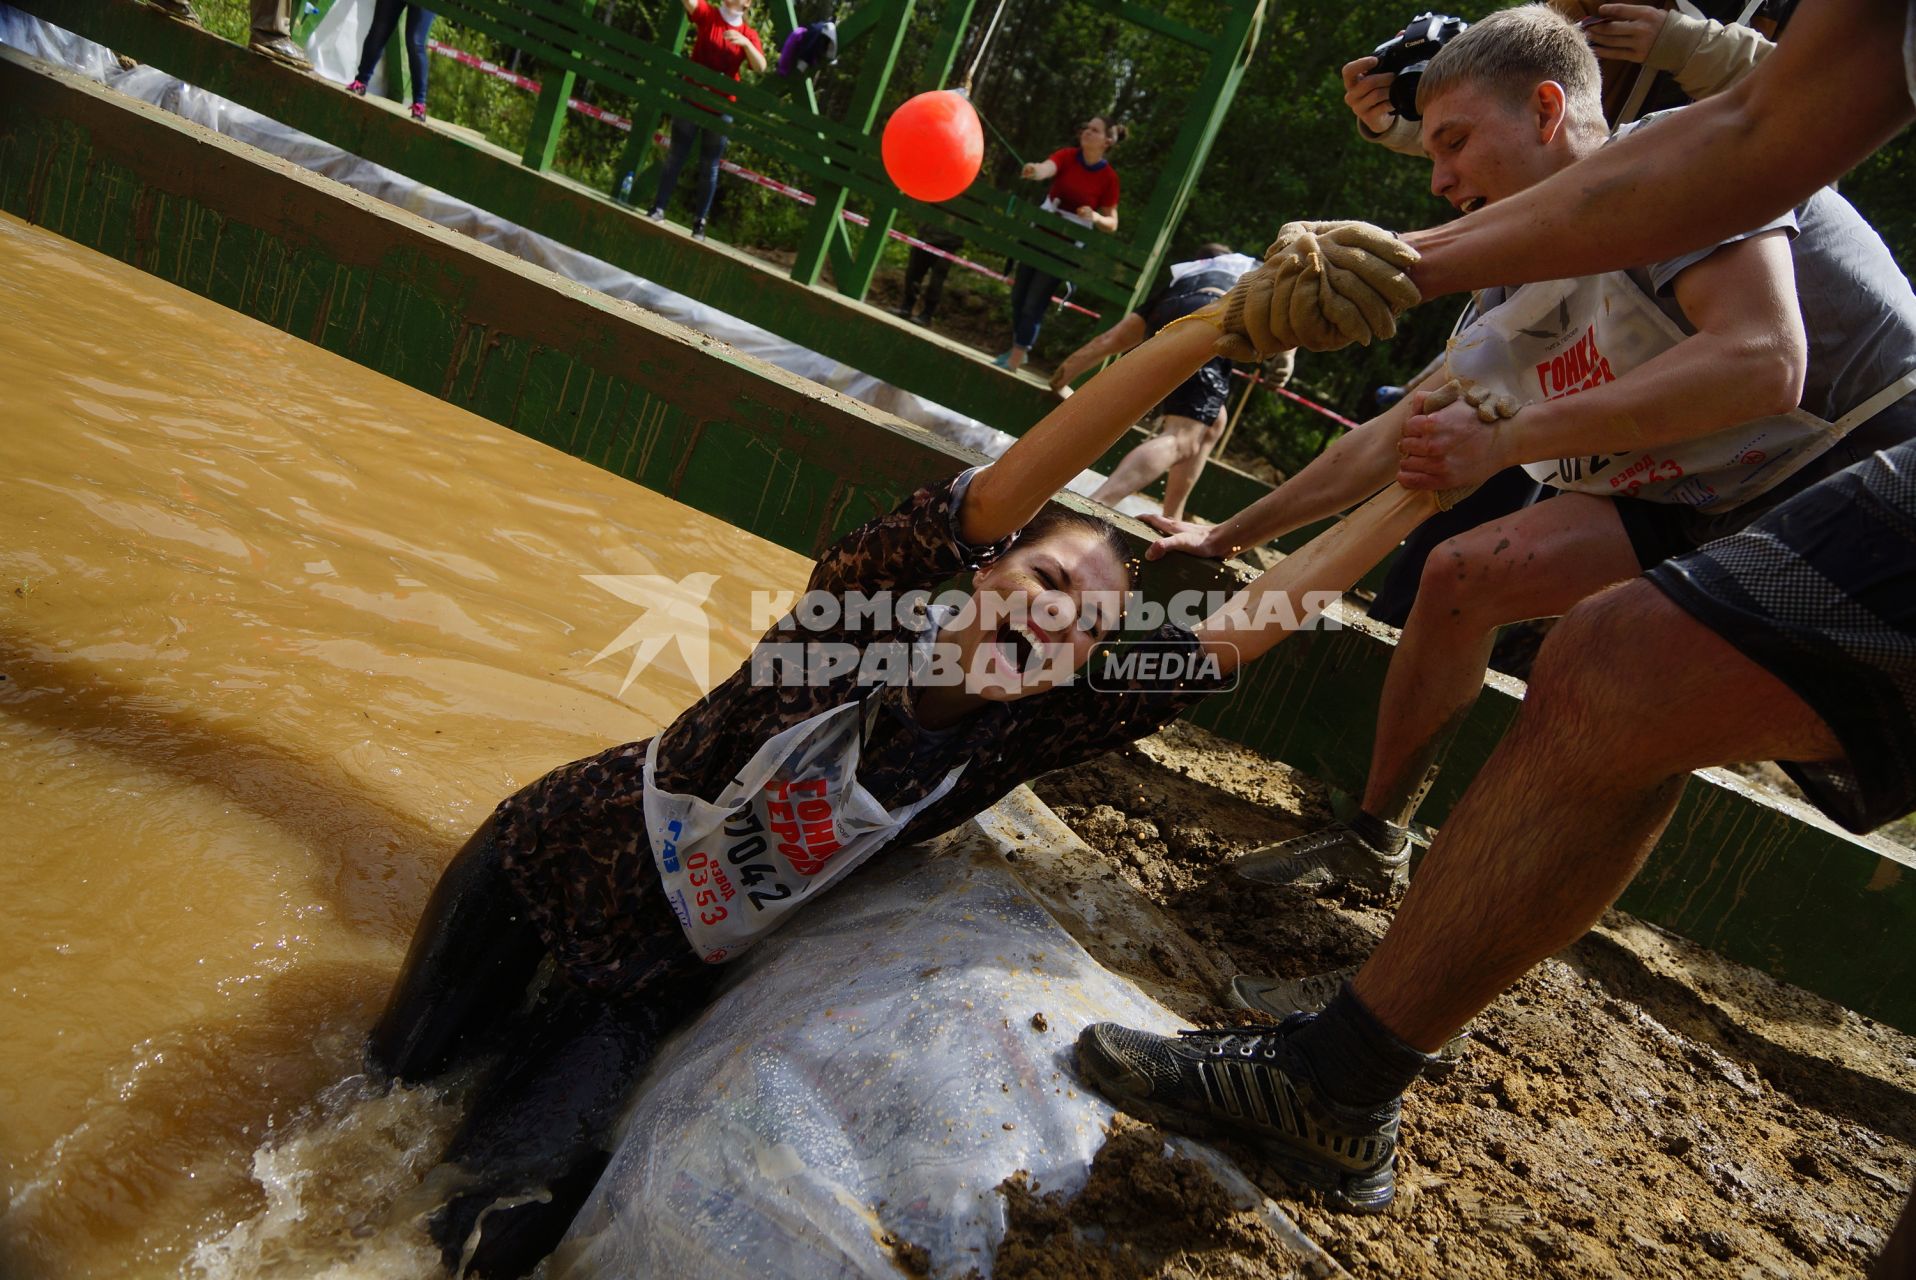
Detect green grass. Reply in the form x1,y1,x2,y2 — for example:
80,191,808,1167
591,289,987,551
187,0,249,43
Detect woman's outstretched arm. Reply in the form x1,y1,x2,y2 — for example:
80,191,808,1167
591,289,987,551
961,319,1220,544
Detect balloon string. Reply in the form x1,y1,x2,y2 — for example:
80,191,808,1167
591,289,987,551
961,0,1011,95
972,99,1025,168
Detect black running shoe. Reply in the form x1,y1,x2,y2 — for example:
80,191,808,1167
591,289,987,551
1230,969,1469,1069
1234,820,1410,892
1230,966,1357,1019
1076,1020,1399,1212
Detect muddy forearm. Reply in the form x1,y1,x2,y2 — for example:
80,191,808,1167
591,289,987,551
1207,400,1411,553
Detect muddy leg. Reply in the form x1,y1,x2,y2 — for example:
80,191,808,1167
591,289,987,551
366,815,549,1083
1875,1184,1916,1279
429,975,717,1277
1354,579,1843,1053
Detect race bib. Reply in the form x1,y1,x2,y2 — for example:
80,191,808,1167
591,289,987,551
644,699,964,963
1447,273,1841,509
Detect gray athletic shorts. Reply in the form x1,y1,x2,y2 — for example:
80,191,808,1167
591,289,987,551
1645,439,1916,833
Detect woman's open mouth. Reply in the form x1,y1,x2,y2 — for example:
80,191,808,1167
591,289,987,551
996,619,1039,671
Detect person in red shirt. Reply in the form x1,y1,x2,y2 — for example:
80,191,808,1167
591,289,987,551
647,0,766,241
999,115,1124,372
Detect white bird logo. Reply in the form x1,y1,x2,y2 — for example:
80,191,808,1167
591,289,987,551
582,572,722,695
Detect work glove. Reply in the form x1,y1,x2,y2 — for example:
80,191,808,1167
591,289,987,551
1213,221,1421,359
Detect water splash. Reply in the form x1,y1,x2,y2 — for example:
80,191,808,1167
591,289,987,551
189,1074,464,1279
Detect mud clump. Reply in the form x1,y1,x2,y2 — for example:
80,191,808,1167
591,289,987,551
881,1231,932,1276
992,1119,1306,1280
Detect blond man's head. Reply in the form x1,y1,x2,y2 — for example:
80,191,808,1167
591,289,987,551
1417,4,1605,134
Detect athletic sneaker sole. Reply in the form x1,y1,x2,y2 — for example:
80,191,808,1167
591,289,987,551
1073,1030,1396,1214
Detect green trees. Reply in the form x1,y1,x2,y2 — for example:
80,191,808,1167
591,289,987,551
355,0,1916,477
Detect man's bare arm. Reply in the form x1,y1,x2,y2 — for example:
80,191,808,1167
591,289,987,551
1399,233,1808,493
1156,372,1440,559
1051,313,1149,393
1402,0,1914,299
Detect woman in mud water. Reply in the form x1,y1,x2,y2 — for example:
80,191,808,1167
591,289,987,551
367,327,1309,1275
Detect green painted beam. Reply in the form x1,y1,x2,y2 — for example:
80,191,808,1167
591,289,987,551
1076,0,1210,48
1125,1,1266,314
9,48,1910,1032
616,3,691,202
836,0,907,47
521,0,593,171
924,0,979,89
793,0,914,297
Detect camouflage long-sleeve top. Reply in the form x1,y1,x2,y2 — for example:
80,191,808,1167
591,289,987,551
496,471,1226,995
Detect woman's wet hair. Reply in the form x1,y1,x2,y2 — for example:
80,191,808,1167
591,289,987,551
1020,508,1135,596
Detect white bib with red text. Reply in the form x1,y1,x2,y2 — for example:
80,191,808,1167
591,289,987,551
1445,272,1843,509
642,697,966,964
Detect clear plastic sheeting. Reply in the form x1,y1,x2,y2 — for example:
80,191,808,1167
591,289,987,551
550,788,1336,1279
0,8,1157,516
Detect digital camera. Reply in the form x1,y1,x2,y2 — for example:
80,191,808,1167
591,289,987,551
1371,12,1470,121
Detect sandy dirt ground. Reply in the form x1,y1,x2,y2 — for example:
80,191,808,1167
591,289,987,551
1009,720,1916,1279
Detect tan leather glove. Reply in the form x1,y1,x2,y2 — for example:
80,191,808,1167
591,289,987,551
1214,221,1421,360
1418,377,1522,510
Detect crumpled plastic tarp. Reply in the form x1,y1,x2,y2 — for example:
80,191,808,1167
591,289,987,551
0,7,1157,516
549,790,1336,1279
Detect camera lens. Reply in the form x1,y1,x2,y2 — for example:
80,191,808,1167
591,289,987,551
1390,59,1430,121
1365,12,1467,122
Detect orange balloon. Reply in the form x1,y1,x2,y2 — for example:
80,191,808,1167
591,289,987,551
881,90,985,203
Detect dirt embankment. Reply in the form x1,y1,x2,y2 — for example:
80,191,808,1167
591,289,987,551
1026,720,1916,1279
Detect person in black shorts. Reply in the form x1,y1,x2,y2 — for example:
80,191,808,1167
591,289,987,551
897,224,965,325
1050,244,1288,520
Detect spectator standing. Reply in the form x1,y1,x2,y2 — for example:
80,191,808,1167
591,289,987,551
897,225,966,326
999,116,1123,372
347,0,438,120
648,0,767,242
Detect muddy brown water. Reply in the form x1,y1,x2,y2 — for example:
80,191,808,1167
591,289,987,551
0,212,813,1276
